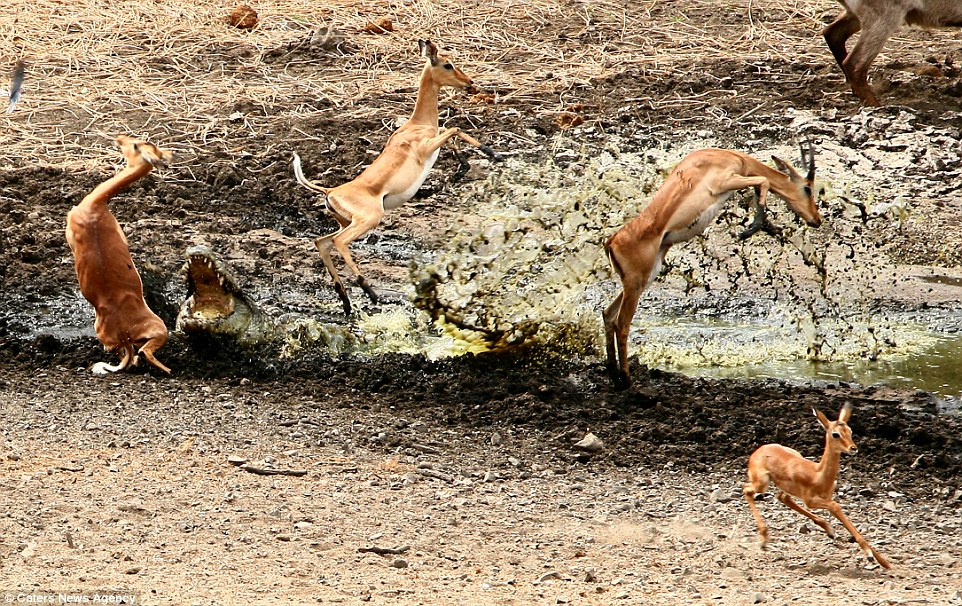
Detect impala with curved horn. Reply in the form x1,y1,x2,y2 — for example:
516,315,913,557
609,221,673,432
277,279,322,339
602,141,821,388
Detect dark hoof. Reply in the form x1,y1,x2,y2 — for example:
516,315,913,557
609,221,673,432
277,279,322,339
358,279,379,305
611,371,631,391
478,144,502,162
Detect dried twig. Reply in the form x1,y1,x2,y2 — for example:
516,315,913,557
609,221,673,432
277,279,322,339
239,463,308,477
358,545,410,555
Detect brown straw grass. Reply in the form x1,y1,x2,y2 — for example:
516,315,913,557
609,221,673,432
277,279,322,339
0,0,956,171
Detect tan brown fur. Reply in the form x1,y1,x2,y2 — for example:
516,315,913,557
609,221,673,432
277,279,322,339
293,39,491,315
65,135,172,375
743,403,892,569
602,147,821,388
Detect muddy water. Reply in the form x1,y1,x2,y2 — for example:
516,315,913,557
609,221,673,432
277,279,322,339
634,312,962,404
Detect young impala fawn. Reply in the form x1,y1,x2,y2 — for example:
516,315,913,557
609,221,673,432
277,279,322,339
603,142,822,388
65,135,172,375
293,39,494,315
743,403,892,569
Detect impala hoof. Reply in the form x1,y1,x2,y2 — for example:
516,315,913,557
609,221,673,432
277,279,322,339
611,371,631,391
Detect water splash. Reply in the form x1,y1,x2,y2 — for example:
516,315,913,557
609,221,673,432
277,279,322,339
411,134,938,370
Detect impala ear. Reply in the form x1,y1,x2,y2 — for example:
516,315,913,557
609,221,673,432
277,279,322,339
419,39,438,64
813,407,832,430
838,402,853,423
771,156,794,176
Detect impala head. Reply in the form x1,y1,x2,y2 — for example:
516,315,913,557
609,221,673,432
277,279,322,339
116,135,172,169
771,137,822,229
814,403,856,455
418,39,476,92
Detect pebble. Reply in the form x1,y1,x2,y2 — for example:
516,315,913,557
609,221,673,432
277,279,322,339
574,432,604,453
391,559,408,569
709,487,733,503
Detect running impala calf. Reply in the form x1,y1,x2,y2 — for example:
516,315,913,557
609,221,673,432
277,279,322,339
824,0,962,105
603,143,822,388
293,39,495,315
743,403,893,569
65,135,172,375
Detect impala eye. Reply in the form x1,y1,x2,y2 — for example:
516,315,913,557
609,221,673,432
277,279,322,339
831,431,841,439
804,186,812,196
444,63,453,70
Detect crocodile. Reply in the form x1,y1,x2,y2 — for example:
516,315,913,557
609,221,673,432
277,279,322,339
176,245,408,357
176,245,274,347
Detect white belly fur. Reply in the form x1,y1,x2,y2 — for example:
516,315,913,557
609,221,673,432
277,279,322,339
383,149,440,210
662,192,732,245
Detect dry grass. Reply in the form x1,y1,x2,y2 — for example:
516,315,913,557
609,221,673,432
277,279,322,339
0,0,956,171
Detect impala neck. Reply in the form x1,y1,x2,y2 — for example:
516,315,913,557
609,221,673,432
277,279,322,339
409,63,441,129
81,161,154,208
815,433,841,490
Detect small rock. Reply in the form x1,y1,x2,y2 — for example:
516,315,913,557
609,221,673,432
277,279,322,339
538,571,562,583
574,432,604,453
227,4,258,30
709,487,732,503
227,455,247,466
752,592,768,604
391,559,408,569
583,569,598,582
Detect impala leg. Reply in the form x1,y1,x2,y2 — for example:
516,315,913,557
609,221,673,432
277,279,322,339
735,177,771,240
138,331,171,375
602,291,624,379
823,12,861,72
743,467,771,546
331,213,385,307
611,281,645,389
810,496,893,569
453,130,500,161
316,230,353,316
842,12,901,106
777,491,834,538
743,489,770,547
92,344,134,376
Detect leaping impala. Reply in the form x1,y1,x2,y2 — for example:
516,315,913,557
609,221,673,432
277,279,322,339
603,142,822,388
744,403,893,569
293,39,496,315
65,135,172,375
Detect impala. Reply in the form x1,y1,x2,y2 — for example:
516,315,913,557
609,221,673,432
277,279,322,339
824,0,962,105
65,135,172,375
743,403,893,569
603,142,822,388
293,39,495,315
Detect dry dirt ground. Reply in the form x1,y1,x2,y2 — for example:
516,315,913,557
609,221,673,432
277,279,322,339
2,1,962,605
